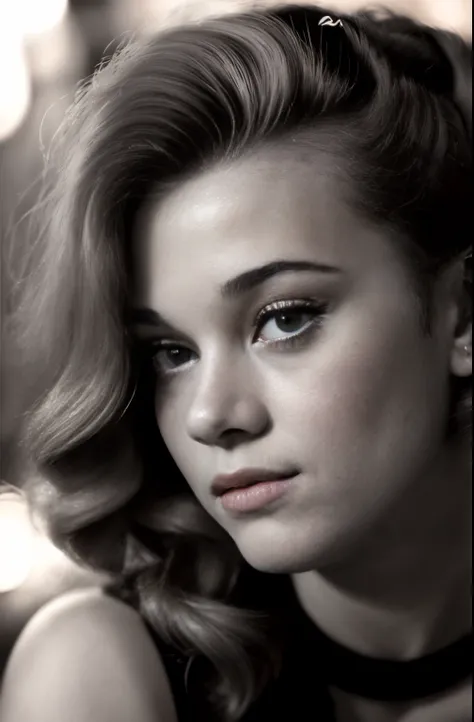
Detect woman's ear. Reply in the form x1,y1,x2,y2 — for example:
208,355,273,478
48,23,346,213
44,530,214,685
448,250,472,379
451,333,472,378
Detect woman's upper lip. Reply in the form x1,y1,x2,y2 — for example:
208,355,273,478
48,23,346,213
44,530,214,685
211,468,298,497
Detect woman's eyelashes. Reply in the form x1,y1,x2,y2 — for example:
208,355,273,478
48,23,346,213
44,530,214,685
144,299,329,376
253,299,328,346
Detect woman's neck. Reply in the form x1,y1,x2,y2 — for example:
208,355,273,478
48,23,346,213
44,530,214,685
291,439,472,660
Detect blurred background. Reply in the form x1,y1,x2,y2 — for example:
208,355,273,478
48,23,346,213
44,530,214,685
0,0,471,688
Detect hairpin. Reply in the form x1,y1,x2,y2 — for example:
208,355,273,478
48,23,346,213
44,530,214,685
318,15,343,28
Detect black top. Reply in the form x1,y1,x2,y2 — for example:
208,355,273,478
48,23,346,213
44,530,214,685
107,573,472,721
107,573,336,720
146,591,336,722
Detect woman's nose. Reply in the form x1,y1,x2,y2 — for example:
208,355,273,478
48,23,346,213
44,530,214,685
185,360,270,446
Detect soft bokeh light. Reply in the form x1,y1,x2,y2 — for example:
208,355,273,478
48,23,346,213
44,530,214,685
111,0,472,36
25,17,87,83
0,46,31,142
0,490,97,599
0,8,32,142
11,0,69,38
0,0,76,142
0,496,35,593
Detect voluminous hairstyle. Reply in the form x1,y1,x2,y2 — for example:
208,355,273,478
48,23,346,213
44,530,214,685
10,4,471,720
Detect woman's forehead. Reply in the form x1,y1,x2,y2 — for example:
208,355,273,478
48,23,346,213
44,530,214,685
129,151,406,321
133,149,348,265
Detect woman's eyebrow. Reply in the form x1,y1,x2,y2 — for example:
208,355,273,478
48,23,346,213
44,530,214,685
128,307,169,329
220,259,342,299
129,259,341,329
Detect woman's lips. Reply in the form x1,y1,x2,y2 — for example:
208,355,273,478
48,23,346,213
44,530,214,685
218,477,297,513
211,468,298,496
211,468,299,513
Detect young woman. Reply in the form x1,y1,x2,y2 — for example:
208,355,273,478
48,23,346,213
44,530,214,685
1,4,471,721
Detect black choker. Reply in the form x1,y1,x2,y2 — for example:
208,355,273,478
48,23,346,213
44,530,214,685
311,622,473,701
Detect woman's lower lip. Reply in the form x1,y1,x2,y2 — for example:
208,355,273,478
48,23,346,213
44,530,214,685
219,477,296,513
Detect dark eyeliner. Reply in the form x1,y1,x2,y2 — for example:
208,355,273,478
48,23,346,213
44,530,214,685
252,299,329,347
138,298,329,374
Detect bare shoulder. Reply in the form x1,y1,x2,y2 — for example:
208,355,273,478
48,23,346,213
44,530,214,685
0,588,178,722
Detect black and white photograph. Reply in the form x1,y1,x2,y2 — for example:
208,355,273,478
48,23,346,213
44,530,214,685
0,1,472,720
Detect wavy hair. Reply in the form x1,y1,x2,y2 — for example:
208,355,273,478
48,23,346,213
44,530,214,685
10,4,472,720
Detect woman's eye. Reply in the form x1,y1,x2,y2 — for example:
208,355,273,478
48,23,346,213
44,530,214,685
256,307,321,343
145,301,327,375
152,346,196,373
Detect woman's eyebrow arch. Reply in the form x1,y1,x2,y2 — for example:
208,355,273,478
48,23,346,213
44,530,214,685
128,260,341,328
220,259,342,299
128,307,169,328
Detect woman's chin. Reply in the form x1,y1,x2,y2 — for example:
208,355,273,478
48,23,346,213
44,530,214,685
232,518,350,575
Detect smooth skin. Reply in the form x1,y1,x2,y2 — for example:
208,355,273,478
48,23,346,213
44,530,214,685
2,144,471,722
133,147,469,586
131,144,472,721
0,589,178,722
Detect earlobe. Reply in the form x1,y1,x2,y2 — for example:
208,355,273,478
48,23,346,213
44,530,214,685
450,336,472,378
445,252,472,378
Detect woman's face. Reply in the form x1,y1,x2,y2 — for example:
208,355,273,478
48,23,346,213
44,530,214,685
131,146,464,573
